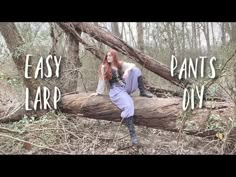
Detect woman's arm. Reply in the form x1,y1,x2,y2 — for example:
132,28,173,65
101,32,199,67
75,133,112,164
96,65,105,95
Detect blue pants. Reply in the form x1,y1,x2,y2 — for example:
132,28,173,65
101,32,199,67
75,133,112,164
109,67,142,119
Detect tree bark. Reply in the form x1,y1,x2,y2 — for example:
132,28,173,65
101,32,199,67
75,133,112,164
67,22,189,88
49,23,81,94
64,27,81,92
59,93,233,138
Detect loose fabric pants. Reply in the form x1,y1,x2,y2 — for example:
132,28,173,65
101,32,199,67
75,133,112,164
109,67,142,119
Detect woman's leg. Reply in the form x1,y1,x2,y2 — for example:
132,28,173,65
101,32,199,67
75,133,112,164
124,67,142,94
125,67,153,98
109,87,134,118
109,87,138,145
123,116,137,145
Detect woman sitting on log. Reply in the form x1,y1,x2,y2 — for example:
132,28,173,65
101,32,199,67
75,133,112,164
91,48,153,146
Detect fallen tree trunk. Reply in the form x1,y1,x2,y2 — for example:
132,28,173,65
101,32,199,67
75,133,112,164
69,22,189,88
59,93,233,137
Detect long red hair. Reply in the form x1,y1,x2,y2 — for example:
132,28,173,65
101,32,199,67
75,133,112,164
98,49,123,80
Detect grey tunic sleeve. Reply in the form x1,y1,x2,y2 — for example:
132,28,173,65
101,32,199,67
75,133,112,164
96,65,106,94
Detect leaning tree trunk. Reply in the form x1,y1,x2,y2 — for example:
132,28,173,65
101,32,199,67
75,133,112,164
64,22,190,88
0,22,47,122
59,93,233,138
56,23,105,60
0,22,40,100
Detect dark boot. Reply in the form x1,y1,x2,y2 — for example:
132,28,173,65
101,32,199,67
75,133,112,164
137,76,153,98
124,116,138,145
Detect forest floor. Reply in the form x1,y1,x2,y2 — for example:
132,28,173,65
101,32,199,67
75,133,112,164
0,59,228,155
0,111,225,155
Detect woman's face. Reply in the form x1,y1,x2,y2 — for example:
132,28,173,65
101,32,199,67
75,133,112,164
107,52,113,63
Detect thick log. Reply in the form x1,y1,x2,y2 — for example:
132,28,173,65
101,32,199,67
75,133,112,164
59,93,233,137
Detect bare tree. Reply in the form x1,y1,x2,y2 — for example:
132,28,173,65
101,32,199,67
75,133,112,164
192,22,197,49
230,23,236,43
120,22,125,39
224,23,236,43
156,23,163,51
211,22,215,47
0,22,40,101
122,23,128,42
127,22,137,47
185,23,192,50
65,28,81,92
166,22,175,57
137,22,144,52
220,22,226,46
181,22,185,60
223,23,236,154
172,22,181,57
111,22,121,38
49,23,81,94
197,23,202,53
201,22,211,53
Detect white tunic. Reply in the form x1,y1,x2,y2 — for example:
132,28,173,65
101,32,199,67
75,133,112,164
96,62,136,94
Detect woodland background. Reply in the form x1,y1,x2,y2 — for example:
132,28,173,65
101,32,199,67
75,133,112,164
0,22,236,154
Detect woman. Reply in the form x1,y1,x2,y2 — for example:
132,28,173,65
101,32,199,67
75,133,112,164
91,48,152,145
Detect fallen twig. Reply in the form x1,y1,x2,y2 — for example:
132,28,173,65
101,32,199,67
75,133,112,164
0,133,71,155
0,126,22,134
